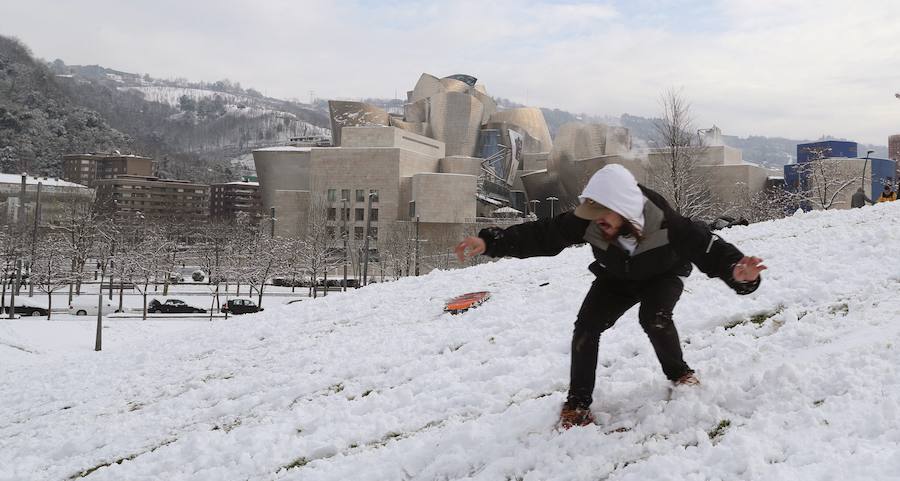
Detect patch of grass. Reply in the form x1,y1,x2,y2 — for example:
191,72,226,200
69,439,176,479
724,305,785,330
282,457,309,470
828,303,849,316
707,419,731,440
329,383,344,393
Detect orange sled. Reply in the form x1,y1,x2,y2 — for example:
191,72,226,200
444,291,491,314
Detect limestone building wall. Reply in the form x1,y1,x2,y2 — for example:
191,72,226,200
410,173,477,223
252,147,312,210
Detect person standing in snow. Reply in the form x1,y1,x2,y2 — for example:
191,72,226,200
455,164,766,429
878,184,896,203
851,187,873,208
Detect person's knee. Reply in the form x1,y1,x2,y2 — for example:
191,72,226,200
639,309,675,331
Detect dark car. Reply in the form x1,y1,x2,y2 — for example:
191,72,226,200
221,298,263,315
148,299,206,314
3,304,49,317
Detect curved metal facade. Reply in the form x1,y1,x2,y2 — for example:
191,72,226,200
487,108,553,153
328,100,390,146
428,92,484,157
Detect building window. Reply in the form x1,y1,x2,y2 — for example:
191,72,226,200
327,189,337,202
370,189,379,202
355,208,365,221
409,201,416,218
354,226,364,240
327,226,336,239
341,189,350,202
355,189,365,202
370,227,378,240
341,207,350,221
327,208,336,221
370,208,378,221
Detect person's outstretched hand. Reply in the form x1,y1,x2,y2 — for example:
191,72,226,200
455,236,486,263
733,256,766,282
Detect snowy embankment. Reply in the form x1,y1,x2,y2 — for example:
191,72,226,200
3,204,900,481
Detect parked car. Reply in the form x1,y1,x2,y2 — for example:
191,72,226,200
191,270,206,282
221,297,263,315
148,298,206,314
167,272,184,284
68,297,116,316
3,298,49,317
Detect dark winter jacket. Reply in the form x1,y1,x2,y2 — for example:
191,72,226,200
478,186,760,295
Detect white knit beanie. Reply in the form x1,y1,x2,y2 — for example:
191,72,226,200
577,164,645,230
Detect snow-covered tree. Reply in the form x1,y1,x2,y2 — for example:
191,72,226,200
790,147,859,210
648,89,714,219
31,233,73,319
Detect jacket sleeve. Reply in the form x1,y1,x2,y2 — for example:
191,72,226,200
667,216,761,295
478,211,590,259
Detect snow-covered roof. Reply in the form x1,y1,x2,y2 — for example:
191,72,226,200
476,193,503,206
493,206,522,214
0,174,87,188
252,146,313,152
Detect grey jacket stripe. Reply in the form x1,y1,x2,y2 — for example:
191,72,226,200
583,198,671,255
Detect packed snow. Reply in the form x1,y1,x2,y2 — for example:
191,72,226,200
2,203,900,480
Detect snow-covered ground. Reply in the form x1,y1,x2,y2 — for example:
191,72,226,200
2,203,900,480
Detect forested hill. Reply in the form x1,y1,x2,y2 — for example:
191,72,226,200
0,34,331,184
0,36,130,177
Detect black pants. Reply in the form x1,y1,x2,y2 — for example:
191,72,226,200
567,275,692,407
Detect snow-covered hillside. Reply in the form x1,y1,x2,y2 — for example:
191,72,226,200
3,204,900,480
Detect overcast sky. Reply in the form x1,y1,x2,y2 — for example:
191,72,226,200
4,0,900,145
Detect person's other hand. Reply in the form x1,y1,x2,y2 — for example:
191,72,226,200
733,256,766,282
455,237,486,263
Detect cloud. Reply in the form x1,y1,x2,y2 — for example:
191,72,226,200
4,0,900,144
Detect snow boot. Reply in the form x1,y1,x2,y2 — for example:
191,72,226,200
674,371,700,386
559,402,595,429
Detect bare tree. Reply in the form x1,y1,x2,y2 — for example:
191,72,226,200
297,195,342,298
0,231,24,312
121,226,172,319
790,147,859,210
54,203,99,301
720,183,790,223
380,221,415,279
649,89,714,219
31,233,73,319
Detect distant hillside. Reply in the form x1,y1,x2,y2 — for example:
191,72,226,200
0,36,130,176
48,61,330,182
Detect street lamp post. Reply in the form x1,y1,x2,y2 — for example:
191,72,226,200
270,207,276,238
361,191,375,286
546,196,559,218
529,199,540,217
341,198,348,292
414,216,420,276
28,182,42,297
862,149,875,189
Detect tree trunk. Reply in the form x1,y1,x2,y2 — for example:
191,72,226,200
118,281,125,313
